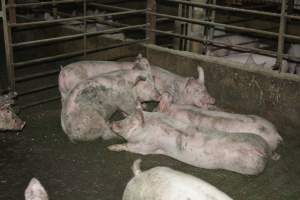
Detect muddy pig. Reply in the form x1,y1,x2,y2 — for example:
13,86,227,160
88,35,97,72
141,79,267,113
59,56,215,108
152,66,215,108
61,64,159,142
109,109,270,175
25,178,48,200
159,92,282,157
0,93,25,131
123,159,233,200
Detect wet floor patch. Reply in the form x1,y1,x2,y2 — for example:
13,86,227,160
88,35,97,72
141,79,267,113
0,101,299,200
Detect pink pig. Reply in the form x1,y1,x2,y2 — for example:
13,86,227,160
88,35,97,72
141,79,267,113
109,109,270,175
158,92,282,159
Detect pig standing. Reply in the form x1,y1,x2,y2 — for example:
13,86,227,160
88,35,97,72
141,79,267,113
61,59,159,142
0,93,25,131
58,56,215,108
223,53,289,72
109,109,270,175
159,92,282,157
25,178,48,200
123,159,233,200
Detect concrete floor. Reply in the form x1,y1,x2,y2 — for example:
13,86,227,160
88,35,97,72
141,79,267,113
0,101,299,200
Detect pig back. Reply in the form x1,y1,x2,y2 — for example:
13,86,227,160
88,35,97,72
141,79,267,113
123,167,232,200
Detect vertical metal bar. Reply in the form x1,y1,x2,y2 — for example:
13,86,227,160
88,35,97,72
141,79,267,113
7,0,16,23
52,0,58,18
83,0,87,57
146,0,157,44
276,0,287,72
1,0,15,92
173,3,182,50
206,0,216,55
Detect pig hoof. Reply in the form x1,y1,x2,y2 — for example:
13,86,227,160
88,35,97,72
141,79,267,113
108,144,124,152
271,152,281,161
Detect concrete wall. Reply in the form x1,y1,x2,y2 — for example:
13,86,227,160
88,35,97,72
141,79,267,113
145,45,300,134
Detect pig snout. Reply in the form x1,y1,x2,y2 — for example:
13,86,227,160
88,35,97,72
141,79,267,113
195,95,215,108
111,121,122,133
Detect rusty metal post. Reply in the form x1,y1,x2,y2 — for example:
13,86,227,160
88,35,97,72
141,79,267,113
1,0,16,93
7,0,16,23
146,0,157,44
276,0,287,72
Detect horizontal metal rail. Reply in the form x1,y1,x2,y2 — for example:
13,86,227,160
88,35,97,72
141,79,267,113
6,0,87,8
147,28,300,62
14,38,147,68
16,69,60,82
20,96,61,110
9,9,146,27
148,11,300,42
89,2,132,11
163,0,300,21
11,23,147,48
18,83,58,96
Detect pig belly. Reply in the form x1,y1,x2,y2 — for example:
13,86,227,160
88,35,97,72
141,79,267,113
162,132,269,175
123,167,232,200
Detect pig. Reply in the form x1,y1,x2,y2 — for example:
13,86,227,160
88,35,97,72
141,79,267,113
61,60,159,142
158,92,282,159
223,53,289,72
209,34,259,57
25,178,48,200
109,109,270,175
152,66,215,108
0,93,25,131
58,60,134,101
123,159,233,200
287,44,300,75
58,56,215,108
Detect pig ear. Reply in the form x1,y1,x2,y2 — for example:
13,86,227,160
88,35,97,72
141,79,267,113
197,66,205,84
0,103,10,110
133,75,146,87
25,178,48,200
136,53,143,60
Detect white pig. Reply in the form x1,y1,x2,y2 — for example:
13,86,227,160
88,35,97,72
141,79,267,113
123,159,233,200
25,178,48,200
58,57,215,108
109,109,270,175
158,92,282,156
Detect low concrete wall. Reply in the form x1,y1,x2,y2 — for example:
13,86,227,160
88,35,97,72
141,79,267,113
146,45,300,134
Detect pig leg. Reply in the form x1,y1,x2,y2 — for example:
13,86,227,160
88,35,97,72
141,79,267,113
108,143,162,155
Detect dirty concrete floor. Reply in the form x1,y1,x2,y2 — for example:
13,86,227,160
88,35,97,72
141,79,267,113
0,101,299,200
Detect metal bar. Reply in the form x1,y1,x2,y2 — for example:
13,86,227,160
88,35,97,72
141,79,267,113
20,96,61,110
18,84,58,96
164,0,281,17
206,0,216,55
276,0,287,72
1,0,16,93
11,24,147,48
14,39,147,68
88,2,132,11
6,0,86,8
149,11,279,38
9,9,147,27
0,11,3,18
8,0,16,23
83,0,87,57
147,0,157,44
16,69,60,82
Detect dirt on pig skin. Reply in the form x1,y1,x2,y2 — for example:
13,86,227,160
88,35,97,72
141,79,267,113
0,101,299,200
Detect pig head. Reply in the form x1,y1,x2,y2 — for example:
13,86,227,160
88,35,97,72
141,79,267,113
0,103,25,131
179,66,215,108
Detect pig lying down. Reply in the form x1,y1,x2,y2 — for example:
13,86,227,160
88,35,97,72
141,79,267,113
159,92,282,158
61,57,159,142
58,55,215,108
0,93,25,131
109,109,270,175
25,178,48,200
123,159,233,200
